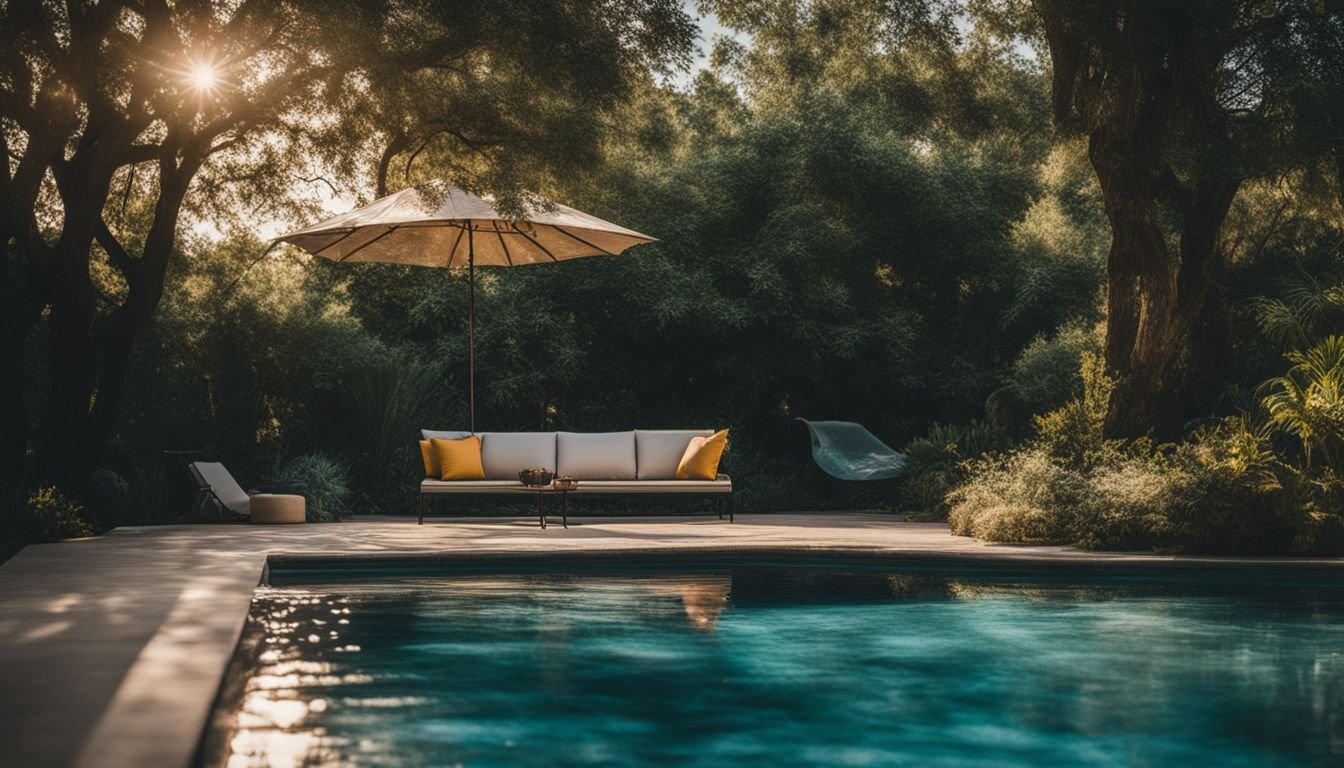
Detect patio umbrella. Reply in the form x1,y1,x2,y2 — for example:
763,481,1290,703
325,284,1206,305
276,184,656,432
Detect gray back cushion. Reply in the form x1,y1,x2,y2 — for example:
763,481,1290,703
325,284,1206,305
479,432,557,480
421,429,471,441
557,432,637,480
635,429,714,479
190,461,251,515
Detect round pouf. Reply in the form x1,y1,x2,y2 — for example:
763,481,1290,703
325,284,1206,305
250,493,306,524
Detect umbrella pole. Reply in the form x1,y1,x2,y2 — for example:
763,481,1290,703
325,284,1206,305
467,223,475,434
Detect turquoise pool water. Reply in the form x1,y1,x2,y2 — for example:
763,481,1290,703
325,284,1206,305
215,566,1344,767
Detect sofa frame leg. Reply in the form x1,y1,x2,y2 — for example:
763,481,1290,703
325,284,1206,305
418,493,425,525
715,498,723,520
728,495,734,523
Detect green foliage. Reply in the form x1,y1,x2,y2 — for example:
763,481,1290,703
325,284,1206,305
3,483,100,546
1261,336,1344,470
950,349,1344,555
278,454,351,522
123,464,176,525
1031,352,1120,468
947,447,1088,544
20,487,96,542
900,421,1011,518
77,463,178,529
116,233,393,471
1149,431,1295,555
1003,143,1107,330
988,318,1103,434
345,354,444,513
79,468,131,529
947,436,1292,554
1248,268,1344,351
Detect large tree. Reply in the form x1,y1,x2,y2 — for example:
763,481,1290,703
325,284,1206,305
1029,0,1344,436
1,0,693,487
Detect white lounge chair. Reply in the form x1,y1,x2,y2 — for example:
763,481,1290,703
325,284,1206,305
188,461,304,521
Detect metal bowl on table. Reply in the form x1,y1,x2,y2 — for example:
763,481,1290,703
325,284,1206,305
519,468,554,487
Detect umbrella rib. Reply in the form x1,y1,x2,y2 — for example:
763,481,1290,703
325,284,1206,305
552,225,618,257
446,224,466,268
509,223,559,262
309,229,358,257
492,220,514,266
337,224,400,263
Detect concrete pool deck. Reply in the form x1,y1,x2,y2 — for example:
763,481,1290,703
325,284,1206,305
3,513,1343,768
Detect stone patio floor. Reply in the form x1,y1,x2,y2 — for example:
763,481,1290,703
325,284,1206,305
2,513,1341,768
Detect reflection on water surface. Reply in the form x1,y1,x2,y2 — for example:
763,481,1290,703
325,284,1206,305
211,570,1344,768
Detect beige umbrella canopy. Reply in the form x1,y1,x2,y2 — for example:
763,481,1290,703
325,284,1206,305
276,184,656,431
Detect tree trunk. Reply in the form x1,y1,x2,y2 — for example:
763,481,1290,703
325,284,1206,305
1083,60,1181,437
1035,1,1244,439
0,237,48,487
1093,173,1240,438
35,212,104,485
87,152,201,454
33,140,203,485
0,104,73,486
0,327,31,487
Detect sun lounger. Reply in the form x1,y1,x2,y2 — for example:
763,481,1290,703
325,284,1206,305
796,418,906,481
188,461,305,521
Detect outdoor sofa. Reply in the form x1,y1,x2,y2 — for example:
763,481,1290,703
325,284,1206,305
418,430,733,524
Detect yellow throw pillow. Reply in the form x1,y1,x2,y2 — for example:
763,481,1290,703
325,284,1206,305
418,440,441,479
676,429,728,480
432,436,486,481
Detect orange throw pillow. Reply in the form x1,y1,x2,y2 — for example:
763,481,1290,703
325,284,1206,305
419,440,441,479
431,436,486,481
676,429,728,480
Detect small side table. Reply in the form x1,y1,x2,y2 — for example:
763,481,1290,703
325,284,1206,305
522,486,571,529
250,493,306,524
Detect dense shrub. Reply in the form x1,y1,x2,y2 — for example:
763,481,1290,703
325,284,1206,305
78,468,131,529
346,355,443,515
947,447,1087,542
949,350,1344,555
900,421,1010,518
1031,352,1122,468
988,319,1103,435
78,463,177,527
948,437,1278,553
1260,335,1344,472
2,484,99,547
279,453,351,522
14,487,97,542
121,463,176,524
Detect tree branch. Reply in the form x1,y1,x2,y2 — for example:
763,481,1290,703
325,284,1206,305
94,217,139,283
296,175,339,197
376,129,409,198
122,144,162,165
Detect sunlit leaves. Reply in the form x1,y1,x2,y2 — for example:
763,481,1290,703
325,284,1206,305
1262,336,1344,470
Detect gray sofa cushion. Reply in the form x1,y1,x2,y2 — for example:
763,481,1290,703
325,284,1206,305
421,429,471,441
556,432,637,480
479,432,556,480
635,429,714,479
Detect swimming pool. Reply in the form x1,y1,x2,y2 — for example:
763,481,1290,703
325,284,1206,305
206,563,1344,767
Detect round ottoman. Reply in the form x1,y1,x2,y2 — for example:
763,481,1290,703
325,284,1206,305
250,493,306,524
